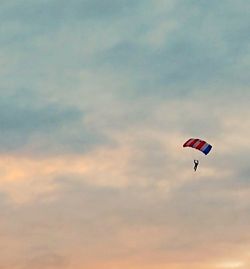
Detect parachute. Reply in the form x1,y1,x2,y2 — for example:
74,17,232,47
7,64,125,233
183,138,212,155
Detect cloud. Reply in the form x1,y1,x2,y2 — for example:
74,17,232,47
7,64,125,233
24,252,69,269
1,173,250,269
0,93,111,155
0,0,249,269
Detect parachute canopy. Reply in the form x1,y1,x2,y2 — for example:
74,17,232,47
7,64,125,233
183,138,212,155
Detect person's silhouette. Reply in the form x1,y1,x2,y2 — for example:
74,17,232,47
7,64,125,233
194,160,199,171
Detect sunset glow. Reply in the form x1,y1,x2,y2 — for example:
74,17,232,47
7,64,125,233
0,0,249,268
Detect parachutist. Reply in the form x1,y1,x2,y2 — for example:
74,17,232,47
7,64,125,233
194,160,199,171
183,138,212,171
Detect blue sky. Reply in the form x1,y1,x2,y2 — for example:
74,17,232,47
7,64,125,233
0,1,250,269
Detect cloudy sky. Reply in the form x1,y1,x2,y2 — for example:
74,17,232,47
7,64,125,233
0,0,250,268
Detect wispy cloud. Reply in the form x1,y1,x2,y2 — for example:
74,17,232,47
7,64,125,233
0,0,249,268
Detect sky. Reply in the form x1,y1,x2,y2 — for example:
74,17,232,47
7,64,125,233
0,0,250,268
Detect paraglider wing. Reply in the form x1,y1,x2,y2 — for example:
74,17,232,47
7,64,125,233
183,138,212,155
